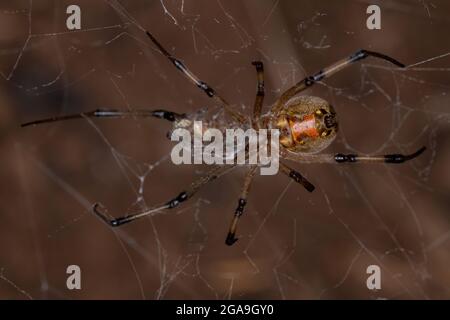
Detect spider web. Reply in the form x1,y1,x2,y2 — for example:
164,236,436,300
1,0,450,299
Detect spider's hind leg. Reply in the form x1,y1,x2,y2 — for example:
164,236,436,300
251,61,265,129
93,164,236,227
226,166,258,246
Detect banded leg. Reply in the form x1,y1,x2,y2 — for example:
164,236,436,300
251,61,265,129
282,147,426,164
145,31,246,124
21,108,186,127
226,165,258,246
280,162,315,192
334,146,426,164
271,50,406,116
94,164,236,227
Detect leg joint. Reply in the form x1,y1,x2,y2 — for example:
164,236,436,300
256,83,265,95
252,61,264,71
384,154,406,163
304,76,315,87
288,170,315,192
335,153,357,163
198,81,215,97
166,191,188,208
152,110,182,122
350,49,367,62
235,198,247,216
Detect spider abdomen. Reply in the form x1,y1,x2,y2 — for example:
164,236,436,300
274,95,338,154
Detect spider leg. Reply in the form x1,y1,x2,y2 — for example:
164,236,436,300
251,61,265,129
280,162,315,192
21,108,186,127
282,147,426,164
334,146,426,164
271,49,406,116
226,165,258,246
144,30,246,124
94,164,236,227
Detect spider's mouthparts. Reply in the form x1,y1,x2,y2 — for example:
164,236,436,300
324,113,337,129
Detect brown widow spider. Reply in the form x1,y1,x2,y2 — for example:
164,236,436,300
22,28,426,246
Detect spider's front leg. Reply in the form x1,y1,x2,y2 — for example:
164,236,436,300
271,49,406,116
282,147,426,164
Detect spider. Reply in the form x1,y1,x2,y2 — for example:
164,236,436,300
22,27,426,246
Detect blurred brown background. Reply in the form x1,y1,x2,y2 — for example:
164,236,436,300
1,0,450,299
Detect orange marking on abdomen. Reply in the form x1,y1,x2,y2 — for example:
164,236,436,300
289,114,319,142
